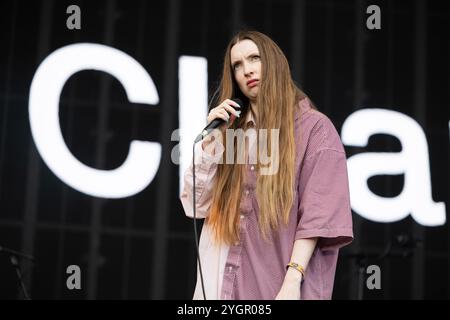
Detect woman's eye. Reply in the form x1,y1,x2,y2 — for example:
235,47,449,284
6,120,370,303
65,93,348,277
233,63,241,70
252,55,260,61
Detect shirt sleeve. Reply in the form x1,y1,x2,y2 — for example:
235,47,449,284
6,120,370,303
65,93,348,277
295,119,354,251
180,140,223,219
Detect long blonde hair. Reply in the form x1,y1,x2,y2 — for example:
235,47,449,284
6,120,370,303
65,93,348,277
207,30,307,245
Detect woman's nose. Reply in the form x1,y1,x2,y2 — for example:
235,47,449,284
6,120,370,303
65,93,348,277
243,62,253,76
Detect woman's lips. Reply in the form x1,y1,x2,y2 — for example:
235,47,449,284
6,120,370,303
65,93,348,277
247,80,259,87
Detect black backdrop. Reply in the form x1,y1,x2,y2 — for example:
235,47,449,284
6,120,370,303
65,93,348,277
0,0,448,299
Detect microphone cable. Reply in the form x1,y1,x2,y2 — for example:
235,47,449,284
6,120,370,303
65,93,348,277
192,141,207,300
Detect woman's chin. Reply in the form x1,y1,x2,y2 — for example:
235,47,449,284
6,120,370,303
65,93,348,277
244,91,258,101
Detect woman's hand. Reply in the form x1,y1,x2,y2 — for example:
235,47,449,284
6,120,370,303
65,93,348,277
275,269,302,300
275,280,301,300
202,99,241,152
207,99,241,124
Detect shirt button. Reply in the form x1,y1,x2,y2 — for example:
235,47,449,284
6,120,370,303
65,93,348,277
240,214,245,219
234,241,239,246
250,165,255,171
245,190,249,196
228,266,233,272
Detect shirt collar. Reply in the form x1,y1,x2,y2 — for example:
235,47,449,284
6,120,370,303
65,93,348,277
244,108,256,127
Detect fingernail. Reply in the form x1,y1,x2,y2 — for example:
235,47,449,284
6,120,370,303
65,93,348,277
236,111,241,117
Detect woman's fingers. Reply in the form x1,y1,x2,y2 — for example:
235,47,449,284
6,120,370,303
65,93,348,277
208,109,227,123
207,99,242,123
225,99,242,110
217,109,230,121
221,101,241,117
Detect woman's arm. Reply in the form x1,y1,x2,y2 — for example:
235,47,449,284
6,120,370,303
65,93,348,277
275,237,318,300
179,137,223,219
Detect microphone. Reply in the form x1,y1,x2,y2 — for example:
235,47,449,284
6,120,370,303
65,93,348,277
194,98,244,143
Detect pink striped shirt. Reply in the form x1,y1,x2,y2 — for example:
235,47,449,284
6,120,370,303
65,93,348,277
180,97,353,300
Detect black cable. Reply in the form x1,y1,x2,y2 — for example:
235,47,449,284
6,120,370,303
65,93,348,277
0,245,34,300
192,142,207,300
10,255,31,300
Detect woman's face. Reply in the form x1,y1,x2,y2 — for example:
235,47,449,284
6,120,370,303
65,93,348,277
230,39,261,103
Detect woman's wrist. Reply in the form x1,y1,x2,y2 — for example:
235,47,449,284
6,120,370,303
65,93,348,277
284,267,303,284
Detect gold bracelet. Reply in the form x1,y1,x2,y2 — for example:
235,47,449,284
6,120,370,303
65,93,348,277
286,262,305,279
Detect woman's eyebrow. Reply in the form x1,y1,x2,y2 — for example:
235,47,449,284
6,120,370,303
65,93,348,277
231,53,259,65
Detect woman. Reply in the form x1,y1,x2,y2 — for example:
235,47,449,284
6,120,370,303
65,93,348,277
180,30,353,300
